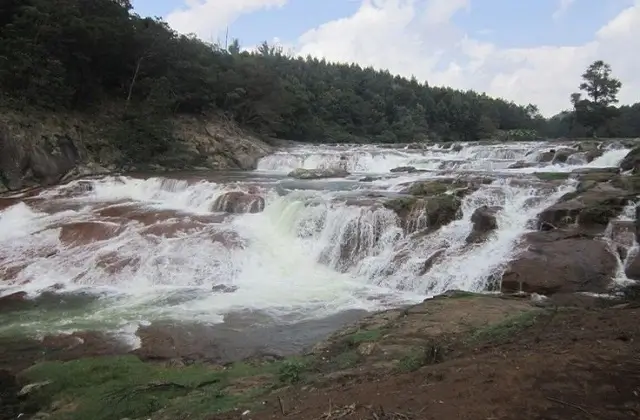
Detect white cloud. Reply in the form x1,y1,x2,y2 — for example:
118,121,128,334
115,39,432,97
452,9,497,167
552,0,576,20
166,0,287,41
294,0,640,116
162,0,639,116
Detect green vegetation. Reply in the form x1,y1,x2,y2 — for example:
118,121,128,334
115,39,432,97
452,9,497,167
3,0,623,161
547,60,639,138
18,355,316,420
468,310,542,344
396,343,446,373
347,328,385,344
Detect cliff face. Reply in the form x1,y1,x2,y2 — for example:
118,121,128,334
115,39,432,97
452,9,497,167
0,109,272,192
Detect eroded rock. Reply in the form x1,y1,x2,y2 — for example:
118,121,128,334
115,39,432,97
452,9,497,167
501,229,617,295
288,168,350,180
538,183,632,230
384,195,462,234
390,166,418,173
58,221,124,246
466,206,502,244
620,146,640,173
212,191,265,214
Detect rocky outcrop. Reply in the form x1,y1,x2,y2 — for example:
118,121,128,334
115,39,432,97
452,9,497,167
0,123,83,191
212,191,265,214
538,183,633,231
390,166,418,173
501,229,617,295
384,194,462,234
508,161,536,169
288,168,350,180
537,151,555,163
551,148,576,164
620,147,640,173
466,206,502,244
0,110,273,191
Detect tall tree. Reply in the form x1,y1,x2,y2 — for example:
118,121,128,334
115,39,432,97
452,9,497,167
571,60,622,136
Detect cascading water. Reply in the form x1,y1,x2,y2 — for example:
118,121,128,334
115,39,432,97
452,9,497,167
0,140,631,349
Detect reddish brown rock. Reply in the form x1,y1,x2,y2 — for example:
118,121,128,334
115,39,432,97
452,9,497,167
141,220,206,238
95,252,141,275
58,221,124,246
208,230,246,249
0,292,29,312
212,191,265,214
501,229,617,295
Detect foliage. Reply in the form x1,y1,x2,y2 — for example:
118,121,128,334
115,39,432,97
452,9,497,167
0,0,552,148
545,60,638,138
468,310,542,344
1,1,637,149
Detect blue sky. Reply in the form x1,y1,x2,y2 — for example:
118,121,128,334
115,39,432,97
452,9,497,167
130,0,640,115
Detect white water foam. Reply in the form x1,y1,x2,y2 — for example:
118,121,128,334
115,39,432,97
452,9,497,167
0,140,629,340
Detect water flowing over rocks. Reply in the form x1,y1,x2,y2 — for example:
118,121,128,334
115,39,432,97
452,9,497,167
211,191,265,214
1,138,639,386
466,206,501,244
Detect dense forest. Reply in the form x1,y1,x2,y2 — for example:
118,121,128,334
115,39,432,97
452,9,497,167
0,0,638,160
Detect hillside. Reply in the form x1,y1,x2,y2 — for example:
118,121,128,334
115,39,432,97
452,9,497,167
1,0,639,188
0,0,540,155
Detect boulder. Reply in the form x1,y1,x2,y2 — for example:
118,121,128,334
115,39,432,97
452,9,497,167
211,191,265,214
551,148,577,164
620,146,640,173
585,149,604,162
419,249,446,275
404,180,449,196
288,168,350,180
538,183,633,231
466,206,502,244
537,150,555,163
501,229,618,295
576,141,600,153
0,125,81,191
625,250,640,280
384,195,462,234
508,161,536,169
58,221,124,246
608,220,636,261
390,166,418,173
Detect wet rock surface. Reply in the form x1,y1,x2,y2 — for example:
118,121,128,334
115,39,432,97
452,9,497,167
288,168,350,180
501,229,618,295
466,206,501,244
211,191,265,214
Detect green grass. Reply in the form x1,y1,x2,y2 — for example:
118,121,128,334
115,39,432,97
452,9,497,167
468,310,542,344
396,343,446,373
347,328,385,344
19,355,316,420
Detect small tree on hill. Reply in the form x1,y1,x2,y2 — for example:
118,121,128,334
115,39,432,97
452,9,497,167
571,60,622,137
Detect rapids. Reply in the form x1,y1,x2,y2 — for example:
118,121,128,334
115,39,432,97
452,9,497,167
0,140,631,351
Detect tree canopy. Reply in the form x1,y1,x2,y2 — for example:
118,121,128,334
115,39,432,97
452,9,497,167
0,0,638,150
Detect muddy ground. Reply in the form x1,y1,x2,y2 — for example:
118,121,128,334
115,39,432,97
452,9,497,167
2,290,639,420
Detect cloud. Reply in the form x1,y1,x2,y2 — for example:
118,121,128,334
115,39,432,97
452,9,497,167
166,0,288,41
552,0,576,20
294,0,640,116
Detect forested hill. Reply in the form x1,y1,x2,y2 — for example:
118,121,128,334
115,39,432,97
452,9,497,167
0,0,638,148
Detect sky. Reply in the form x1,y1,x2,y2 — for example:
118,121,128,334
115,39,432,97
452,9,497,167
131,0,640,117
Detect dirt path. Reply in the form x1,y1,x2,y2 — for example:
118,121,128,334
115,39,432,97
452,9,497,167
219,296,640,420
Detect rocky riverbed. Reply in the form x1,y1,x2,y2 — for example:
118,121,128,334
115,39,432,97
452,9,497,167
1,139,640,419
